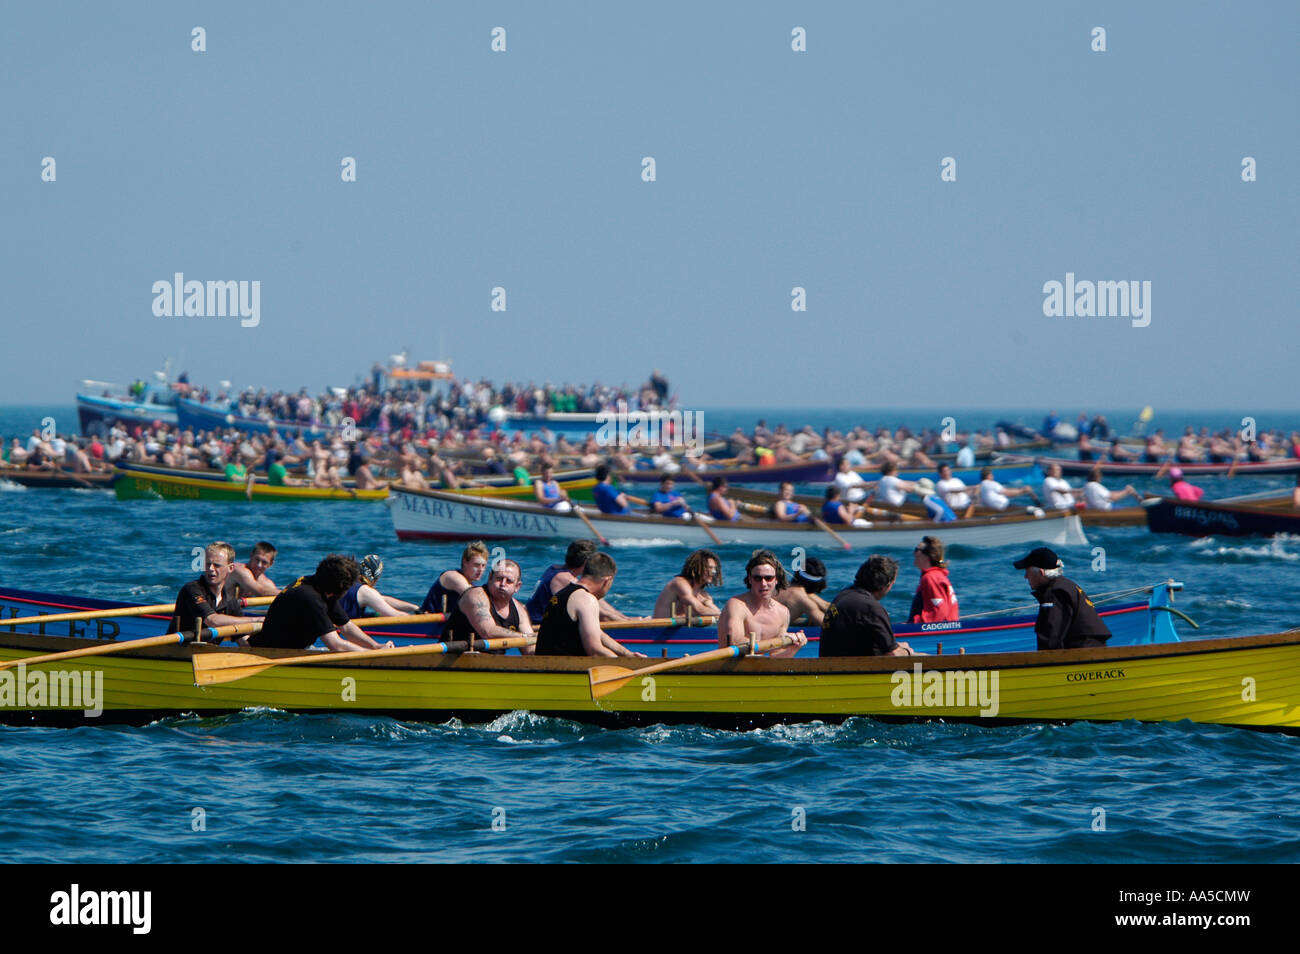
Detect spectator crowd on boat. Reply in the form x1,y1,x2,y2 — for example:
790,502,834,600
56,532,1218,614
165,366,677,436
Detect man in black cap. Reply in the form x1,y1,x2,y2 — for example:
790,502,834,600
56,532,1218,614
1013,547,1110,651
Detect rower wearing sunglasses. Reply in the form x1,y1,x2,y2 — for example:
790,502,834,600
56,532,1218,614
716,550,808,659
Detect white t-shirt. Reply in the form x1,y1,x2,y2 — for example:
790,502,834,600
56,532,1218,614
877,474,908,507
1043,475,1075,511
835,470,867,502
936,477,971,510
979,478,1009,510
1084,481,1113,511
956,446,976,468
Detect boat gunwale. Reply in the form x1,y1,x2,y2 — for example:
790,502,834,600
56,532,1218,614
1,627,1295,674
390,485,1081,534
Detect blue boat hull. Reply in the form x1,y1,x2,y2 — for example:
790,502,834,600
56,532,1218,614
0,583,1182,658
76,394,179,433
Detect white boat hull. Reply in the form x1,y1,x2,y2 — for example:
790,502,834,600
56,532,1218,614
387,488,1089,550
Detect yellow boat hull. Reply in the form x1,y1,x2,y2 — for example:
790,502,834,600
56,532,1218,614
0,632,1296,730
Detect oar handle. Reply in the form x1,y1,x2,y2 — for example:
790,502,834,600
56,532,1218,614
352,612,447,627
603,615,718,630
0,631,196,671
1,593,278,629
203,621,265,640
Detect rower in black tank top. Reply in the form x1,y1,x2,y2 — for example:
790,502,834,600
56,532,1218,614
535,581,588,656
442,586,521,654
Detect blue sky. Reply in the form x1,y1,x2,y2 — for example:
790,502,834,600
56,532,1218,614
3,1,1296,410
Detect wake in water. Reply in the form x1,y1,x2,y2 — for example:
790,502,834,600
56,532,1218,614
1190,534,1300,563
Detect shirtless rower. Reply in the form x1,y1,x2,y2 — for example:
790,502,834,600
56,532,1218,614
419,541,489,616
442,559,536,655
534,552,645,657
717,550,808,659
338,554,419,619
652,549,723,619
775,556,830,627
399,454,430,490
228,541,280,597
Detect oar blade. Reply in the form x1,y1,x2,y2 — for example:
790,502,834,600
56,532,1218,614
192,653,279,686
588,665,636,700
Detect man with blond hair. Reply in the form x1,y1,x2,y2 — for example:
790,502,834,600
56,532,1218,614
420,541,490,617
166,541,247,641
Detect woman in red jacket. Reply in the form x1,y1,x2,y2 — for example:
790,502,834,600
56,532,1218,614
909,536,959,623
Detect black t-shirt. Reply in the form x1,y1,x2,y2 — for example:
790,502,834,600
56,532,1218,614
249,575,349,650
168,576,243,639
819,585,898,657
1033,576,1112,650
536,582,587,656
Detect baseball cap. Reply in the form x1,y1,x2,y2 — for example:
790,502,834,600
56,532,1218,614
1013,547,1062,570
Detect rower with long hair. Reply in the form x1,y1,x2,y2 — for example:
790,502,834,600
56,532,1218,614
717,549,807,658
652,549,723,619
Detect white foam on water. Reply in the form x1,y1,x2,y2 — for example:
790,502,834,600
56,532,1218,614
0,480,28,492
1192,537,1300,562
0,527,29,535
127,584,172,597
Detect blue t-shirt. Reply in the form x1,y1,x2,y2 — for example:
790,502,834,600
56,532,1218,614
822,500,847,524
593,481,629,515
525,564,564,622
652,490,687,518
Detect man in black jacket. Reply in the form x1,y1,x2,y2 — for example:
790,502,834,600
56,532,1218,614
819,555,919,657
1013,547,1111,650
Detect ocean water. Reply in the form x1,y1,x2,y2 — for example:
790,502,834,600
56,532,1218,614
1,405,1299,863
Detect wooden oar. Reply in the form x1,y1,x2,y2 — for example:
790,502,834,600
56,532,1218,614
588,634,795,699
603,615,718,629
193,635,535,686
571,504,608,545
349,612,447,628
691,512,723,545
810,515,850,550
0,631,199,671
0,595,276,629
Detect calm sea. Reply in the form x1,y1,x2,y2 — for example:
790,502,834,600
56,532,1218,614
1,405,1298,863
